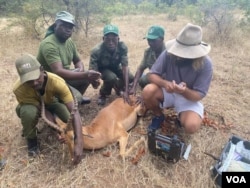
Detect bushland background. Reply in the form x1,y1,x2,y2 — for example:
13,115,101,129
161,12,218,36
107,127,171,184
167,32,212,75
0,0,250,187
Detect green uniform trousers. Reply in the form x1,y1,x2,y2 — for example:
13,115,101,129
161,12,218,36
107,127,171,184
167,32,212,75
99,68,134,96
16,102,70,139
66,79,90,103
138,74,150,89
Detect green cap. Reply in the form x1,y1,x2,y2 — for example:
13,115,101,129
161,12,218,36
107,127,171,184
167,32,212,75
103,24,119,36
15,54,41,84
55,11,75,26
144,25,165,39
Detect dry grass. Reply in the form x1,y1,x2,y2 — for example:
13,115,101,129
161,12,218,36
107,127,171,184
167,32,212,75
0,14,250,188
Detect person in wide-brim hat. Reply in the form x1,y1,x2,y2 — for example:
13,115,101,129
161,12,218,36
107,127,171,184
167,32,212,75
141,23,213,135
165,23,211,59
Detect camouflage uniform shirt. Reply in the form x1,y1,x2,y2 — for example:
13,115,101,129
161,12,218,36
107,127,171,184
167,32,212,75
89,41,128,72
138,44,166,71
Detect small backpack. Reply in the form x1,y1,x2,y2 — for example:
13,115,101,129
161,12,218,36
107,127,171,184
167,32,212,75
211,135,250,187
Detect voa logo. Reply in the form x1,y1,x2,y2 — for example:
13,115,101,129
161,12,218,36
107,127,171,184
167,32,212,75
226,176,246,184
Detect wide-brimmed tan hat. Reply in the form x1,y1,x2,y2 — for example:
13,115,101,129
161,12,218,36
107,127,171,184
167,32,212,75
165,23,211,59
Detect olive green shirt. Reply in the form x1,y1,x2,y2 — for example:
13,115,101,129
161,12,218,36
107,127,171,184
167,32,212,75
138,44,166,70
13,72,73,107
37,34,80,72
89,41,128,71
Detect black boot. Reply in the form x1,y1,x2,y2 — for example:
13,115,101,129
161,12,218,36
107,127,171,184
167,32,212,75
97,95,106,106
27,138,40,157
80,96,91,105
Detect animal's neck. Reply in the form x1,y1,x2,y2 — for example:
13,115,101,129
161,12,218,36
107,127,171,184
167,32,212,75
82,124,96,135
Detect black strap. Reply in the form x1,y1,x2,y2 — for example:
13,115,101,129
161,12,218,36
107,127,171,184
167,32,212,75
203,151,220,161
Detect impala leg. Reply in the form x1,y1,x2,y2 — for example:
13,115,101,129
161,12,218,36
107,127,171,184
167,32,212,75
124,137,146,156
118,132,129,162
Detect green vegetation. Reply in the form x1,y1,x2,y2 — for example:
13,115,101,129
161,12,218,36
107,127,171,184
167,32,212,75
0,0,249,42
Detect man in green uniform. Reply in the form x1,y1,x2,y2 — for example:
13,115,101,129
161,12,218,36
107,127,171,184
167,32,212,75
13,54,83,165
89,24,134,105
37,11,101,105
129,25,166,95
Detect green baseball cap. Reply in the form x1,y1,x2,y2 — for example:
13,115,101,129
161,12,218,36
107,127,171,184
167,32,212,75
103,24,119,36
144,25,165,39
15,54,41,84
55,11,75,26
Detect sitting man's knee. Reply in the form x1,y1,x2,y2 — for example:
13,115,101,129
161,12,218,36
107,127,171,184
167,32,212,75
142,84,160,99
143,83,155,93
180,111,202,134
20,105,38,120
183,122,201,134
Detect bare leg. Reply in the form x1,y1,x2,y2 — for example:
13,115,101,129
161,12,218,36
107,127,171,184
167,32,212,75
179,111,202,134
141,83,164,116
142,84,165,131
125,137,146,156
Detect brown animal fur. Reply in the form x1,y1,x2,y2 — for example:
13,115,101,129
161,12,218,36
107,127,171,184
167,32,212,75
42,96,146,161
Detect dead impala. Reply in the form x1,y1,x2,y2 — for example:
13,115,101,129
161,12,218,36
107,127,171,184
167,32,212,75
41,96,146,162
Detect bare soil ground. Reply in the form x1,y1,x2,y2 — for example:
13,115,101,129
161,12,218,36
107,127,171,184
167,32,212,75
0,14,249,188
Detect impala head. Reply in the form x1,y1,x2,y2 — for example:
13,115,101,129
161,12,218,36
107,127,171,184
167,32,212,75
128,95,147,117
40,98,75,160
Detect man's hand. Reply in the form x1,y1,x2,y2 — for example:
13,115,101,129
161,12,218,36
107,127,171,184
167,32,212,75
128,88,135,95
72,139,83,165
164,80,186,94
128,83,136,96
57,133,66,144
135,95,143,105
122,91,131,105
57,133,82,165
87,70,101,82
91,79,101,89
174,81,186,94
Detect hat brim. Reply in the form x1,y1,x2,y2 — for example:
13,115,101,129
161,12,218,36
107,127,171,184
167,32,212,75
57,18,75,26
165,39,211,59
143,35,159,40
103,31,119,36
20,69,40,84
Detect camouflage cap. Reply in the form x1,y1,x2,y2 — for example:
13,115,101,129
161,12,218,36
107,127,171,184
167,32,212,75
15,54,41,84
103,24,119,36
144,25,165,39
55,11,75,25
